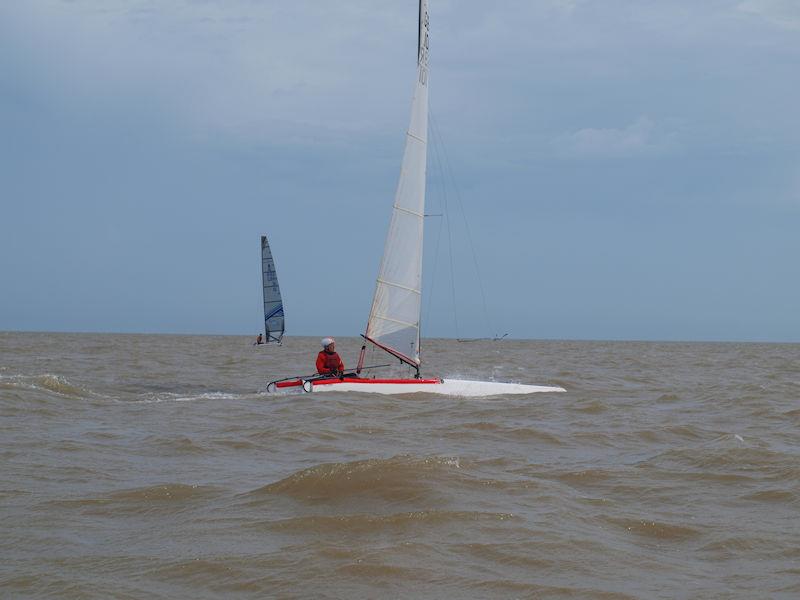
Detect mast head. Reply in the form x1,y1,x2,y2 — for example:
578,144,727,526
418,0,429,70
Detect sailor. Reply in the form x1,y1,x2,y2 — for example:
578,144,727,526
316,337,345,376
254,333,264,345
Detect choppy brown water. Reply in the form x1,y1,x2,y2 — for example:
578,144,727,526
1,332,798,599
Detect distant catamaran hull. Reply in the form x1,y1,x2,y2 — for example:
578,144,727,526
272,377,565,396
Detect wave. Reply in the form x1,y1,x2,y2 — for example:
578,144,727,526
662,425,707,439
699,535,796,558
554,469,614,486
126,391,243,404
643,446,800,478
0,374,250,407
453,542,557,570
46,484,221,515
269,510,518,534
146,435,209,455
468,579,638,600
148,558,248,583
249,455,462,502
655,393,681,404
785,408,800,420
573,400,608,414
334,562,421,579
106,483,217,503
604,517,703,541
740,489,797,503
0,373,89,398
213,439,259,450
460,422,563,445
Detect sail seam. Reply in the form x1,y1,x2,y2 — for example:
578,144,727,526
371,313,419,329
393,205,424,219
377,277,421,294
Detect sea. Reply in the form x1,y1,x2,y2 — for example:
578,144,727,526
1,332,798,599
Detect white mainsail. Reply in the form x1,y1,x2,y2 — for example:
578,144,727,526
261,235,285,343
364,0,429,367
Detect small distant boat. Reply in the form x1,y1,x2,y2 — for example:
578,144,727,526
260,235,284,344
268,1,563,396
457,334,509,343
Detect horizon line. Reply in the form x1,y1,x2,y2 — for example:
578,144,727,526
1,329,797,345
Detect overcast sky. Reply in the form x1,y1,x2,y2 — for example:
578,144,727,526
1,0,798,342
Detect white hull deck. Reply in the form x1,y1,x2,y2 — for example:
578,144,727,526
273,377,565,397
317,379,565,396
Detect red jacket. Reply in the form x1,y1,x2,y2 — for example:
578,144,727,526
316,350,344,374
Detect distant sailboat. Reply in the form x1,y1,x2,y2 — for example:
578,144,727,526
457,334,509,343
269,1,563,395
261,235,284,344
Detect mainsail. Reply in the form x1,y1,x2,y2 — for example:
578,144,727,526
261,235,285,343
364,0,429,368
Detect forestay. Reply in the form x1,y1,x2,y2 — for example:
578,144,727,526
364,0,430,366
261,235,285,343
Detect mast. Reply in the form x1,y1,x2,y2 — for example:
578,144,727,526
362,0,429,376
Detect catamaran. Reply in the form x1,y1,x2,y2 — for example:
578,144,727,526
261,235,285,344
269,1,564,396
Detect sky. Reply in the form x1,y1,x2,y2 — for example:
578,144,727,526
1,0,798,342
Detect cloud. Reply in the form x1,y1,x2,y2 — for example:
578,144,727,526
0,0,415,146
552,116,677,159
2,0,797,158
738,0,800,30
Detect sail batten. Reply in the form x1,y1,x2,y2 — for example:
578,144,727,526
261,235,285,343
376,278,421,294
364,0,429,367
371,314,419,328
393,205,425,218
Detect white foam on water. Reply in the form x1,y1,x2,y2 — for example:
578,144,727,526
130,391,242,404
0,373,89,398
175,392,241,402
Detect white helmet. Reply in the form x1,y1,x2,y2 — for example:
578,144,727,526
321,337,335,348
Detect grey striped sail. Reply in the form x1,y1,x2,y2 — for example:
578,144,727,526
364,0,429,368
261,235,284,343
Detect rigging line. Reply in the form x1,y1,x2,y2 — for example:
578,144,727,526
430,109,494,337
428,113,460,339
445,184,460,339
423,115,447,333
426,114,445,330
423,192,445,332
